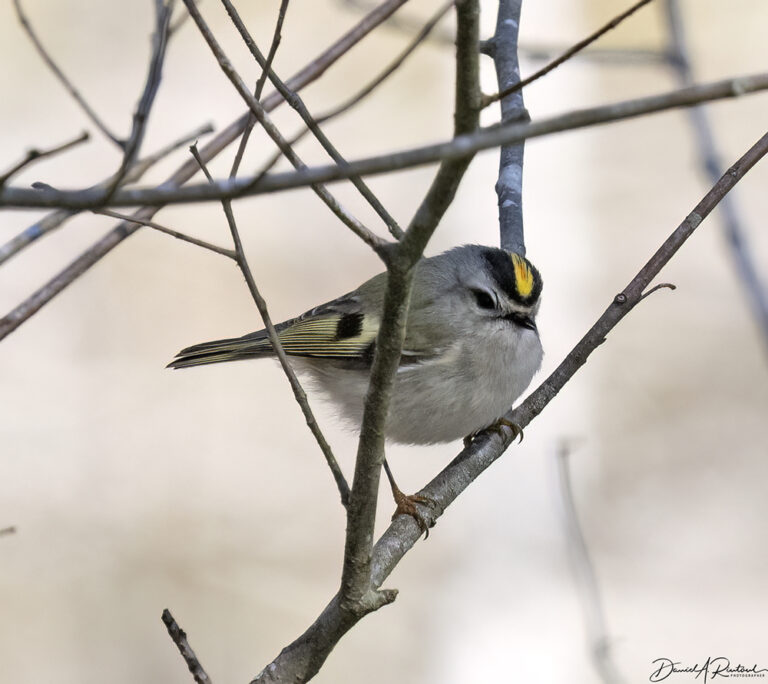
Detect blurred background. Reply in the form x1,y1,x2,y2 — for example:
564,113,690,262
1,1,767,682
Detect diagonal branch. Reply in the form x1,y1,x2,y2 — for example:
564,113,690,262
0,122,212,268
367,127,768,585
253,0,454,180
664,0,768,356
222,0,405,241
104,0,173,196
482,0,656,108
0,130,89,187
188,144,350,508
182,0,389,255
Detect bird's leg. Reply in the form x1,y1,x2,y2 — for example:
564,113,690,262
382,458,435,539
464,418,524,449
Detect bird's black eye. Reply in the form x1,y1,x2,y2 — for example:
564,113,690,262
472,289,496,310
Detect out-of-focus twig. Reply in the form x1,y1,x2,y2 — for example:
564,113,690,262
104,1,173,196
554,443,624,684
12,0,123,148
0,0,409,343
161,609,213,684
0,131,89,187
482,0,656,108
664,0,768,356
0,123,213,267
0,526,17,538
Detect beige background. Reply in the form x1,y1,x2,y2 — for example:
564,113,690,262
1,1,767,682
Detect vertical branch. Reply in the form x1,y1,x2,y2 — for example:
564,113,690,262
340,0,481,601
554,445,623,684
490,0,527,254
664,0,768,356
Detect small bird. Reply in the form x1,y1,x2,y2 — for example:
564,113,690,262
168,244,544,446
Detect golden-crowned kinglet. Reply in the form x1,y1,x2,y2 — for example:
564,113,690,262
169,244,543,444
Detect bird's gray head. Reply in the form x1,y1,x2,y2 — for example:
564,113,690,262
419,245,543,332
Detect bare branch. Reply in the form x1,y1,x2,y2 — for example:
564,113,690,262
12,0,123,148
6,70,766,212
0,123,213,267
182,0,389,255
161,609,213,684
188,144,350,508
554,443,623,684
0,526,17,538
254,0,454,179
482,0,656,108
104,1,173,196
222,0,405,240
0,131,89,187
0,1,409,342
92,208,237,260
491,0,526,254
664,0,768,355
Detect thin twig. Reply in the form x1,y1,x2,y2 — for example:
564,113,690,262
664,0,768,356
182,0,388,255
188,144,350,508
0,526,17,537
104,1,173,197
12,0,123,148
254,0,453,179
482,0,657,108
554,443,624,684
227,0,289,180
0,123,213,267
639,281,675,301
0,1,407,342
8,70,766,212
222,0,404,240
92,208,236,259
161,609,213,684
0,131,89,186
492,0,527,255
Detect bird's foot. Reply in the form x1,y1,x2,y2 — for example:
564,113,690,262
390,487,437,539
463,418,524,448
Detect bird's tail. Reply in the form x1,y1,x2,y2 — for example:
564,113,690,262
167,332,272,369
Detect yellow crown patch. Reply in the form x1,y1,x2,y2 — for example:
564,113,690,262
510,253,535,298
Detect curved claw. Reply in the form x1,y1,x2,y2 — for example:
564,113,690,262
465,419,524,447
391,490,436,539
